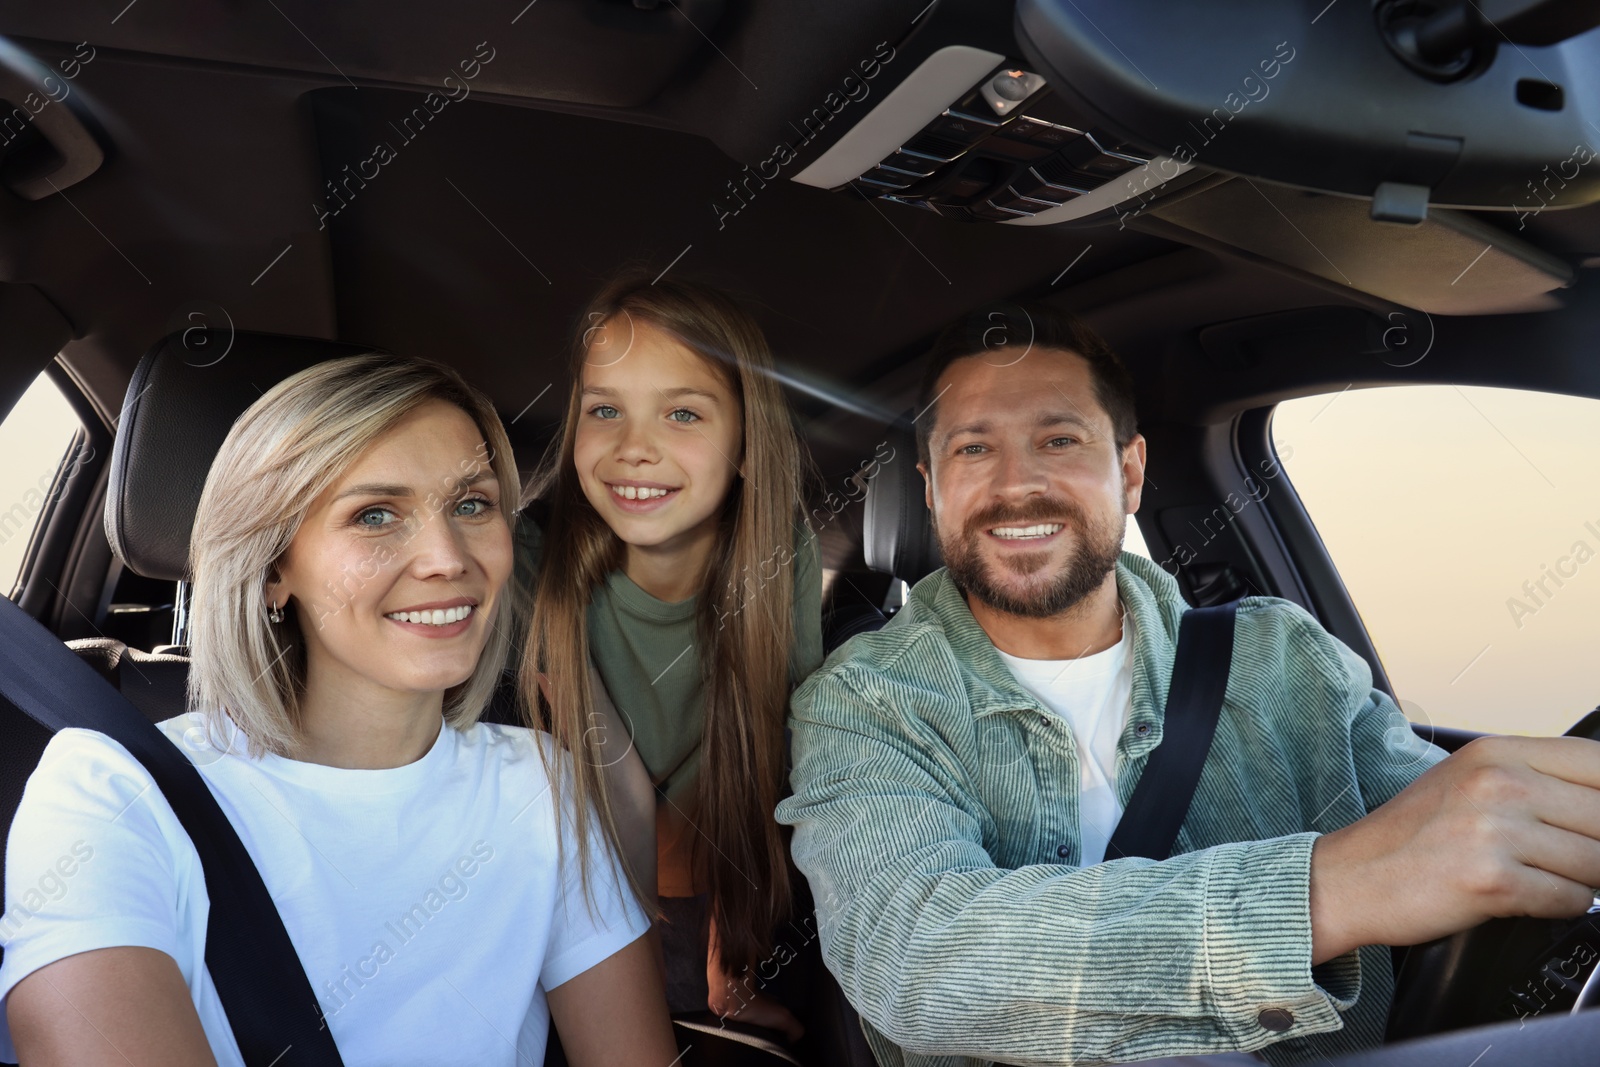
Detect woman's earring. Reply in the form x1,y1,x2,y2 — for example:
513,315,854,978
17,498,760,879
268,599,285,624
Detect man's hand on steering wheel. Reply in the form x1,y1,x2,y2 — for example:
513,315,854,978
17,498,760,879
1308,734,1600,965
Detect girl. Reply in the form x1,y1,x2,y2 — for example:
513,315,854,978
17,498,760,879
516,276,823,1042
1,355,676,1066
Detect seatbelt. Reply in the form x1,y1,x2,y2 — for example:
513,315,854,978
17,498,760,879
0,595,344,1067
1103,600,1239,862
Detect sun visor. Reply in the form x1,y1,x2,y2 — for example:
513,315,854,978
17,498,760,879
1134,178,1574,316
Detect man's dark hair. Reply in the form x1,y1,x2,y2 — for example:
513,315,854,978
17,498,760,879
913,302,1138,465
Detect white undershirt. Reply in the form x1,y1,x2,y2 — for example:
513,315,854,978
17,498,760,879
995,609,1135,865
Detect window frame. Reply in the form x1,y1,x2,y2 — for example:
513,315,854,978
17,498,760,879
7,360,114,634
5,425,88,599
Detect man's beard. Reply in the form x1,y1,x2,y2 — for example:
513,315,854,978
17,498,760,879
937,493,1125,619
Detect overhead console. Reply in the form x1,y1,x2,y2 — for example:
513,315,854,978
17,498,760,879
792,44,1197,225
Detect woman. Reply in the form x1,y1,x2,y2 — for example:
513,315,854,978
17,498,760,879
516,276,823,1042
0,355,677,1065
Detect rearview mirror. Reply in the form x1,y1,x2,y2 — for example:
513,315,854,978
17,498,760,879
1015,0,1600,222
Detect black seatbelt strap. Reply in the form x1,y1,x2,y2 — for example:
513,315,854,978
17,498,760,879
1103,600,1239,862
0,595,344,1066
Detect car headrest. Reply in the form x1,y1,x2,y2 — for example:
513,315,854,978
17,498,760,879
862,422,943,584
106,330,384,581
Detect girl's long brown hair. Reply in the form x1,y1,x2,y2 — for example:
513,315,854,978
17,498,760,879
521,273,804,974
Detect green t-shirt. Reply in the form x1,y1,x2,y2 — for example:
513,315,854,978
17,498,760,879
509,517,824,806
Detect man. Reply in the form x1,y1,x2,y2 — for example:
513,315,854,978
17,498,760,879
774,304,1600,1066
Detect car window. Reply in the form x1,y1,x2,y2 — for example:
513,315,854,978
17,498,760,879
0,369,85,597
1123,515,1151,560
1271,384,1600,738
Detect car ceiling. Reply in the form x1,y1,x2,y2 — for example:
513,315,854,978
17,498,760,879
1,1,1599,484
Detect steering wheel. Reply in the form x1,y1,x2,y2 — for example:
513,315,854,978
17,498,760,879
1578,955,1600,1012
1385,707,1600,1042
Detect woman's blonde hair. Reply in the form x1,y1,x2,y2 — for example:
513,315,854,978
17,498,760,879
186,353,520,756
523,274,808,974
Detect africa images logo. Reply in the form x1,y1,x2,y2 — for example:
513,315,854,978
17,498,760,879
711,41,898,230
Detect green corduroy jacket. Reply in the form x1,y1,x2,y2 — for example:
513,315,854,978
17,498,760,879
776,551,1446,1067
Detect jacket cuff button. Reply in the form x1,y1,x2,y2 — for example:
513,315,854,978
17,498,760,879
1257,1008,1294,1032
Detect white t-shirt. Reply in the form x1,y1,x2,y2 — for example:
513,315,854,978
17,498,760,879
0,711,649,1066
996,610,1135,866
